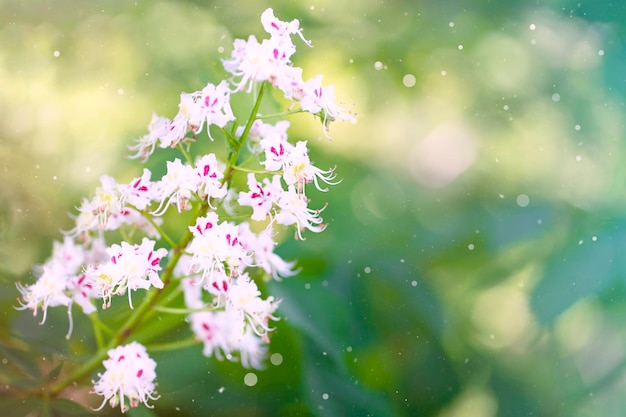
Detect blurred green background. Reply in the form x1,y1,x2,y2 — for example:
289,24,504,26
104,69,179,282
2,0,626,416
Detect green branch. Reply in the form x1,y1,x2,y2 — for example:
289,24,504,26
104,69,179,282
223,81,266,186
146,337,201,353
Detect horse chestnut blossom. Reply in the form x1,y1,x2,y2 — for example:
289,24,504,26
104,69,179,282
92,342,159,413
85,238,168,309
16,7,354,413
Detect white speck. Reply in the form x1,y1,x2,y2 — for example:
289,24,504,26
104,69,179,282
530,39,536,45
489,334,495,340
364,266,371,274
244,373,258,387
217,46,224,53
374,61,384,70
322,280,328,287
411,280,417,287
498,193,505,199
441,70,447,76
552,93,560,102
578,239,584,245
400,259,405,263
304,283,311,290
117,88,124,95
458,44,463,50
503,104,509,111
575,124,581,131
53,50,60,57
516,194,530,207
85,166,91,173
322,393,329,400
270,353,283,366
449,21,455,27
218,386,225,393
310,5,315,10
346,346,353,352
537,219,543,224
529,23,536,30
575,155,582,162
402,74,416,87
598,49,605,56
468,243,475,250
349,58,354,64
592,236,597,241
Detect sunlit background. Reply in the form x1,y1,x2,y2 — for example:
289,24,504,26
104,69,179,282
2,1,626,416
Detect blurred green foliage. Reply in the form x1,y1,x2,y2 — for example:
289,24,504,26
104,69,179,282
2,0,626,416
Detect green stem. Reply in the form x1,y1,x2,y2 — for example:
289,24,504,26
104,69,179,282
153,305,216,314
256,108,303,119
88,313,105,350
146,337,200,353
224,81,266,185
140,210,177,248
231,165,276,175
177,142,195,166
219,127,238,149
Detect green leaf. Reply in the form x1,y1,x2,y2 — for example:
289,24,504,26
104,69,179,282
531,224,626,324
0,397,42,417
127,404,160,417
0,343,41,379
301,340,401,417
39,400,52,417
49,398,94,417
268,278,350,372
46,361,64,382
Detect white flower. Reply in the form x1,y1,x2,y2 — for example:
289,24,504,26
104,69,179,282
195,153,227,201
237,173,282,221
159,111,189,149
92,175,123,228
16,234,108,338
187,214,249,283
300,74,355,130
260,8,312,47
128,113,170,162
281,140,339,193
259,128,293,172
223,8,311,93
92,341,159,413
238,223,298,280
227,273,280,336
50,236,86,274
67,175,123,237
189,308,268,369
120,168,156,211
86,238,167,309
190,81,236,138
152,158,199,215
16,261,72,325
275,185,326,239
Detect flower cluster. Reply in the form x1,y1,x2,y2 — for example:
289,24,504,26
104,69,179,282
16,8,353,413
92,342,159,413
